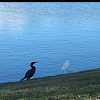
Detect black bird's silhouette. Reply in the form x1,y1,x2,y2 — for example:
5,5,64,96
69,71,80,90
20,62,37,81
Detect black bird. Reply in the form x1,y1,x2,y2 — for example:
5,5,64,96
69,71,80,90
21,62,37,81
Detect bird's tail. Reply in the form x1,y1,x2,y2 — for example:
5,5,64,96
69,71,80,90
20,77,25,81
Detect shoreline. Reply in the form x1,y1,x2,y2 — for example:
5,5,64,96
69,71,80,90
0,68,100,99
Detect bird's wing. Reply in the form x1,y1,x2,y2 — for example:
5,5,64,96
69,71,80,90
62,60,69,70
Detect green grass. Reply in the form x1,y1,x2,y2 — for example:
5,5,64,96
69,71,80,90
1,68,100,100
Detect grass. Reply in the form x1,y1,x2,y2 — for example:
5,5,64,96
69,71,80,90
0,68,100,100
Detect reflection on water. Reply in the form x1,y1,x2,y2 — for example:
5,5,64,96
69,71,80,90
0,2,100,83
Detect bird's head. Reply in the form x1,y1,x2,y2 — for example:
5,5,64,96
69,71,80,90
30,62,37,67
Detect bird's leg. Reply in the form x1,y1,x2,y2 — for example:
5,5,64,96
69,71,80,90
27,78,29,80
63,70,64,74
67,68,68,73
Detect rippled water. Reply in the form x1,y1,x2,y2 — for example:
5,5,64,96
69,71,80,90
0,2,100,83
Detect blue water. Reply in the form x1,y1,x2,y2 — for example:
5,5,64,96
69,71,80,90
0,2,100,83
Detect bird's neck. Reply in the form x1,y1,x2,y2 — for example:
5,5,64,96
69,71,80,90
31,66,35,69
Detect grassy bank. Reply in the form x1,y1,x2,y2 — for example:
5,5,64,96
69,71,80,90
0,68,100,100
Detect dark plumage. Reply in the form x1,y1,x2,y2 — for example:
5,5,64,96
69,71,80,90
20,62,37,81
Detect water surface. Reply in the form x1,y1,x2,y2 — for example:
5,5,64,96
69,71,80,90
0,2,100,83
